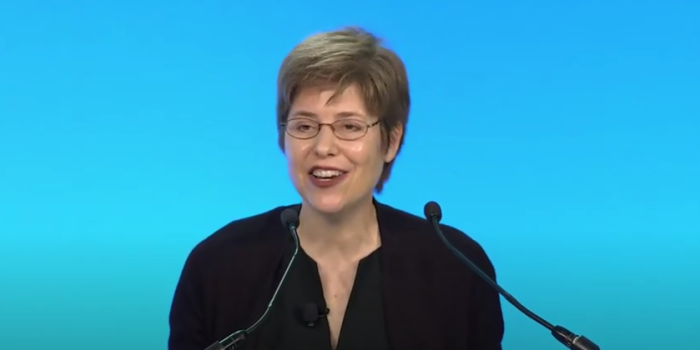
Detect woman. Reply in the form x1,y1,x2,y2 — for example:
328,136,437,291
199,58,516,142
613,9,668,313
168,27,504,350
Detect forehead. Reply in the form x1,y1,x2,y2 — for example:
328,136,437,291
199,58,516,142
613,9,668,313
290,84,369,119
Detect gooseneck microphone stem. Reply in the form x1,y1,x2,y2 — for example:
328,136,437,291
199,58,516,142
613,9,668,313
428,214,553,330
203,209,301,350
424,201,600,350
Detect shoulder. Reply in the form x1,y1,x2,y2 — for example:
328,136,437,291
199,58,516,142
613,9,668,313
376,201,495,274
184,204,294,269
169,205,298,346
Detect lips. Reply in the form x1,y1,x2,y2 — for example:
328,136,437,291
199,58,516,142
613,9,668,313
308,166,348,179
308,166,349,188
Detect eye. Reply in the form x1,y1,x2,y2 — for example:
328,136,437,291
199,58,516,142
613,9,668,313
339,120,364,132
290,120,317,132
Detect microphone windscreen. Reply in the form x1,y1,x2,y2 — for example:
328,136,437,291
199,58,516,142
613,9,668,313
423,201,442,223
280,208,300,229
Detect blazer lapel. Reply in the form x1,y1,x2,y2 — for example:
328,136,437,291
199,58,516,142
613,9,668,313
377,200,430,350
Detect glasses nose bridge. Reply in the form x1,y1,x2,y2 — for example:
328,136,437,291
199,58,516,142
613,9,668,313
316,122,339,138
312,122,340,155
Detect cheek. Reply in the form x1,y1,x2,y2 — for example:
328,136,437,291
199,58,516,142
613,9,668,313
285,139,310,168
342,140,385,173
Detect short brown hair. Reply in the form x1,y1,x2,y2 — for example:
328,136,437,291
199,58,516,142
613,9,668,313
276,26,410,193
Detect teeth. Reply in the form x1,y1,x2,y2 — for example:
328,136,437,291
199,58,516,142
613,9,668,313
312,169,344,178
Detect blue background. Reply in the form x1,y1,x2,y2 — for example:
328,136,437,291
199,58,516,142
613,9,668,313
1,1,699,349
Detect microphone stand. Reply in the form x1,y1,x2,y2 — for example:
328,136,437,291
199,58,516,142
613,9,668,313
203,209,301,350
203,330,247,350
424,202,600,350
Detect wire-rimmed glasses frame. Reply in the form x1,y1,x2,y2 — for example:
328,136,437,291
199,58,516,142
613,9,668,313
281,118,380,141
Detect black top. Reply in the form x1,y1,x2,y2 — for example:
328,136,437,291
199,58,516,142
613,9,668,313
168,199,504,350
258,247,390,350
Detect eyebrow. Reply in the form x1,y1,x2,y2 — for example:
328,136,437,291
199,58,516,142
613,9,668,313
290,110,367,119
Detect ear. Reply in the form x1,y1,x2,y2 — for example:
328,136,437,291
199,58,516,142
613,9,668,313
383,124,403,163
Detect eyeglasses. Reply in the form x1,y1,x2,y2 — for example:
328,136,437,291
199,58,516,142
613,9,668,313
281,118,380,141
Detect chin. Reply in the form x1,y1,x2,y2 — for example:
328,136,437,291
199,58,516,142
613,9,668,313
304,193,348,214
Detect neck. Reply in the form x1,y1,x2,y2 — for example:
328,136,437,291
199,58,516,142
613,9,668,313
297,197,380,259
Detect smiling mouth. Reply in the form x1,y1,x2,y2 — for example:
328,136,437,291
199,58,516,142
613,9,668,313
310,169,347,180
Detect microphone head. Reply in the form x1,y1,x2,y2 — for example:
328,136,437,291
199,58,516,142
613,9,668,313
301,303,320,323
423,201,442,223
280,208,300,229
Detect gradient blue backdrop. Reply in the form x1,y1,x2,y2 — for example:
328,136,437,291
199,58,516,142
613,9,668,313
1,1,699,349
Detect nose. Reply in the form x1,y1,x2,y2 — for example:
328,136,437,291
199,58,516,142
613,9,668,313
312,124,339,157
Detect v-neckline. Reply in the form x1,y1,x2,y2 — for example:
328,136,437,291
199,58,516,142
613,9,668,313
302,247,381,350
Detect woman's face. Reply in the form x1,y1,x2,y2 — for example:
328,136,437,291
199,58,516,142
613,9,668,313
284,84,400,215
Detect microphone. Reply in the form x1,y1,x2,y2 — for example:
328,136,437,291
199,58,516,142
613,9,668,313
300,302,330,327
203,208,301,350
423,201,600,350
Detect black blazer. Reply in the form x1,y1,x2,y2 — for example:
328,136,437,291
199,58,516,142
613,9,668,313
168,200,504,350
